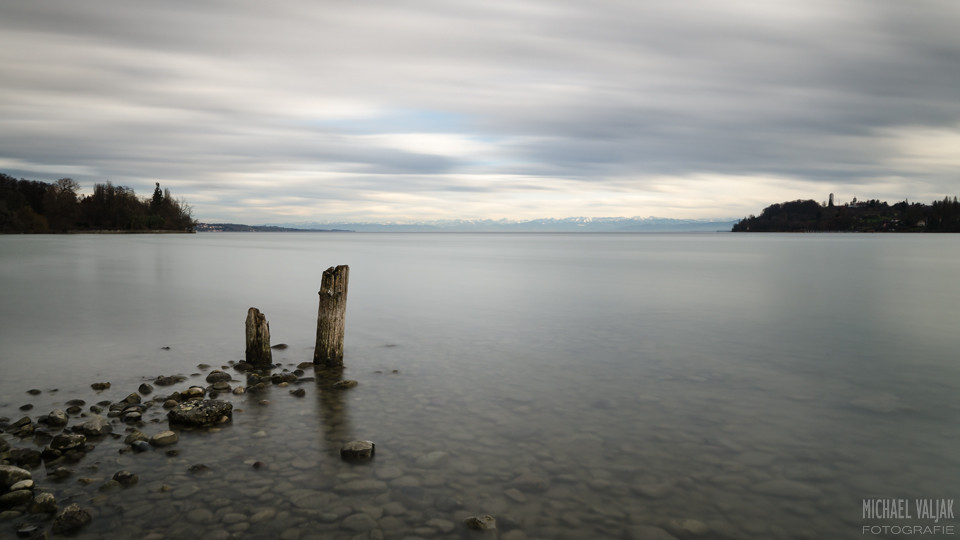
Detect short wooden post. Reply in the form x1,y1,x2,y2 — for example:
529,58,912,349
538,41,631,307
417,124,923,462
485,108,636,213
245,307,273,367
314,265,349,366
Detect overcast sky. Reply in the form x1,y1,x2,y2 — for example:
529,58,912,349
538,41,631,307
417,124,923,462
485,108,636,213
2,0,958,223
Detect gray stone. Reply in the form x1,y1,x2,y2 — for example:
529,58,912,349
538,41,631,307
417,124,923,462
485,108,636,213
415,451,449,468
50,433,86,452
30,492,57,514
332,380,358,389
112,470,139,487
77,415,112,436
464,514,497,530
205,370,232,384
0,490,33,508
334,479,388,494
138,383,154,394
45,409,69,427
342,513,377,532
0,465,32,489
340,440,375,461
53,503,92,534
150,430,179,446
167,399,232,426
10,479,33,491
124,430,148,444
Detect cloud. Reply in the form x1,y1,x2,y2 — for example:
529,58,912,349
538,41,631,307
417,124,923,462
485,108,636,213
1,0,958,222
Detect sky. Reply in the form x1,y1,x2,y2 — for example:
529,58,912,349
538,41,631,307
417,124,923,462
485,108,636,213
1,0,959,224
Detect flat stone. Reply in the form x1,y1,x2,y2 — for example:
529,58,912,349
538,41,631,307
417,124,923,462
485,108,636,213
464,514,497,531
50,433,86,451
150,430,179,446
77,415,112,436
334,479,388,494
185,508,214,524
340,440,375,461
341,513,377,532
415,451,449,468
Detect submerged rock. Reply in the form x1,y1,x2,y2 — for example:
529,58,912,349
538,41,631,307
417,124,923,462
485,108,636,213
150,431,179,447
77,415,112,437
332,380,358,389
167,399,233,427
53,503,91,534
340,440,375,461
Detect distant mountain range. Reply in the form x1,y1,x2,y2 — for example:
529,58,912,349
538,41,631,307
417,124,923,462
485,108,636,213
198,216,738,233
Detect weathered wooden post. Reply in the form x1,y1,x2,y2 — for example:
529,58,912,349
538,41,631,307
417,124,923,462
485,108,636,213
314,265,349,366
245,307,273,367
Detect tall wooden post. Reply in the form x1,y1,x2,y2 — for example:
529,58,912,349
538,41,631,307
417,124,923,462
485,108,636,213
314,265,349,366
245,307,273,367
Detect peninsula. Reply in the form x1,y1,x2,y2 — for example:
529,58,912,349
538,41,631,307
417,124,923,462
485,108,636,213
732,196,960,233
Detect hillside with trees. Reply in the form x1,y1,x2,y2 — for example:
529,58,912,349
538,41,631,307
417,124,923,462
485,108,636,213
733,196,960,232
0,173,195,233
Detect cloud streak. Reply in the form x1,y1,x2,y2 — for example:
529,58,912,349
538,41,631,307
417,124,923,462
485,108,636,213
1,0,958,222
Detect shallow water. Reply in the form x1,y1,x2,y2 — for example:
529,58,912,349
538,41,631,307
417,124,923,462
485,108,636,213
1,233,959,539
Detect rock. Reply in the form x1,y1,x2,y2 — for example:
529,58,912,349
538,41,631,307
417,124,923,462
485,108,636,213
341,512,377,532
332,380,358,389
53,503,92,534
504,488,526,503
19,404,33,411
10,448,41,469
0,465,33,489
131,440,151,453
163,399,179,409
154,375,186,386
150,430,179,447
290,388,306,397
50,433,86,452
426,518,456,533
113,470,139,487
340,440,375,461
510,472,550,493
123,393,142,404
10,479,33,491
138,383,154,395
45,409,69,427
182,386,206,399
415,451,449,468
47,466,72,480
124,430,148,444
27,389,42,395
90,382,111,391
464,514,497,530
167,399,233,426
205,370,232,384
30,492,57,513
0,490,33,509
77,415,112,436
334,479,388,494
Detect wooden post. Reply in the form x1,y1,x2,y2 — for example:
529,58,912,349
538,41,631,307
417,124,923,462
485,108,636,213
314,265,349,366
245,307,273,367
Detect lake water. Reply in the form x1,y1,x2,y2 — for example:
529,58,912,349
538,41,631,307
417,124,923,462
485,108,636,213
1,233,959,539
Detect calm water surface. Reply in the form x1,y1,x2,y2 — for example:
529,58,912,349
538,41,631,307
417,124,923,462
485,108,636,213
1,233,959,539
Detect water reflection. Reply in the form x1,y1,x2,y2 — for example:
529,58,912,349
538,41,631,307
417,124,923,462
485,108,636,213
313,365,354,457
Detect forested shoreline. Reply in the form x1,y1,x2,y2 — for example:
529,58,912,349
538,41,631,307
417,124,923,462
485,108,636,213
732,197,960,232
0,173,195,233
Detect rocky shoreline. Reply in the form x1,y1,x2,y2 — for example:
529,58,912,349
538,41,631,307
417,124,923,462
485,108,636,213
0,358,548,539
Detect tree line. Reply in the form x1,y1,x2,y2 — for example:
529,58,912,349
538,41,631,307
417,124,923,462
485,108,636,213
732,196,960,232
0,173,195,233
